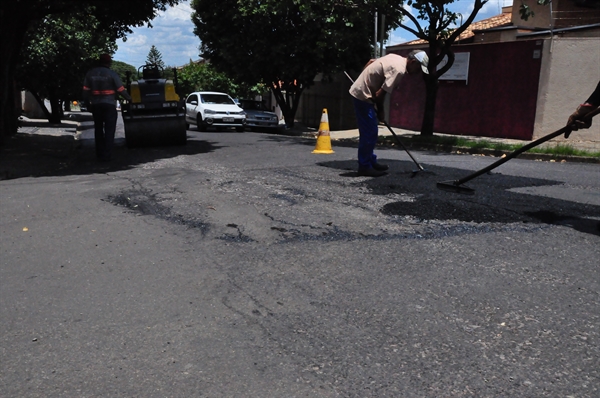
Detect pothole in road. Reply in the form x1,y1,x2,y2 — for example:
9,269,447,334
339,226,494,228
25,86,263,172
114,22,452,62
381,197,526,224
273,222,542,243
106,189,210,233
218,223,255,243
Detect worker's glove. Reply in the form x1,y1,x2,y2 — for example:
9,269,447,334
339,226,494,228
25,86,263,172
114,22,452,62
565,104,594,137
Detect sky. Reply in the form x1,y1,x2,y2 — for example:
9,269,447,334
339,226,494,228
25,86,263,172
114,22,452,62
113,0,514,68
114,1,198,67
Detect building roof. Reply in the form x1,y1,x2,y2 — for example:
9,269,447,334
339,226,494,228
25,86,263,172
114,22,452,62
402,8,513,45
516,22,600,37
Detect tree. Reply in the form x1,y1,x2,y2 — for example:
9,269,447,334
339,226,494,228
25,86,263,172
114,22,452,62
146,45,166,68
178,61,236,96
395,0,487,135
112,60,138,86
144,45,178,80
177,61,265,99
17,10,117,123
0,0,181,143
191,0,401,128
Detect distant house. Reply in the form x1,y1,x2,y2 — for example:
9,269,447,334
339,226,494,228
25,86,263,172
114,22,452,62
297,3,600,145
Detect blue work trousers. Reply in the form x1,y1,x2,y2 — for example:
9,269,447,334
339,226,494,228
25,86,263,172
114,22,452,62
353,98,379,168
91,103,118,160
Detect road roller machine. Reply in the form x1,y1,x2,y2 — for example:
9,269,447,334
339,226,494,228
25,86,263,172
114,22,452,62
121,64,187,147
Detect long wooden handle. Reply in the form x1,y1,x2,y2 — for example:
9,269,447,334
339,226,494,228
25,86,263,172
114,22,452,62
452,107,600,187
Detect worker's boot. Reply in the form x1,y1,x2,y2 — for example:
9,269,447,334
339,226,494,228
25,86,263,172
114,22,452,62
357,167,386,177
372,162,389,171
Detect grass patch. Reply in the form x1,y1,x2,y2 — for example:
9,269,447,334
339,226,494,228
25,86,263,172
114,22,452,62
379,135,600,158
527,143,600,157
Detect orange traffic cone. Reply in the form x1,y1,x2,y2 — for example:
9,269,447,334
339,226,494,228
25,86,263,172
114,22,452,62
312,108,334,154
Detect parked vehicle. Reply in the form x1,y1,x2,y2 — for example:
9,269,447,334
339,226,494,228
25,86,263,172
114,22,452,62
238,99,280,131
185,92,246,132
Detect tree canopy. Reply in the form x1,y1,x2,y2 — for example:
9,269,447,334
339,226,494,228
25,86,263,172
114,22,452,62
190,0,402,127
17,9,118,122
177,61,265,99
0,0,181,142
112,61,138,87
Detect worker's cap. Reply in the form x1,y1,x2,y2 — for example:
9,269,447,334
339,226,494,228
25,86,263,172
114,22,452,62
99,53,112,65
408,50,429,74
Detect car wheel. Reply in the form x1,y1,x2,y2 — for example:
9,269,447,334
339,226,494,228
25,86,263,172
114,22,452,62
197,115,206,132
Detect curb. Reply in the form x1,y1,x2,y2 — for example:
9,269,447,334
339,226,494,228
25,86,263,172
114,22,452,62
407,143,600,164
328,136,600,164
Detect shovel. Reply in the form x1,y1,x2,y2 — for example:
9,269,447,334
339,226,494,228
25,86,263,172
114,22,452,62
437,107,600,194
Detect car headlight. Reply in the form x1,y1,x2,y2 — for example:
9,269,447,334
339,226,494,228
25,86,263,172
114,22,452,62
205,109,217,114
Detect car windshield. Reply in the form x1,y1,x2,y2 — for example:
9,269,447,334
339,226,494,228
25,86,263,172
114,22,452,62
200,94,235,105
240,101,266,111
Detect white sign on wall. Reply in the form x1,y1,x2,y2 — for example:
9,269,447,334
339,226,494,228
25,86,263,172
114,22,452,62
438,52,470,83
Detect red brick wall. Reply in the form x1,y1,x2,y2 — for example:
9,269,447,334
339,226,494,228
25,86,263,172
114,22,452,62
389,40,544,140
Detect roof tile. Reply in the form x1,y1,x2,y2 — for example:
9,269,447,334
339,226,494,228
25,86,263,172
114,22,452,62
404,11,512,45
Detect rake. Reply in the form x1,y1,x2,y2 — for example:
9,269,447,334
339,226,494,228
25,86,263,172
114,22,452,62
437,107,600,194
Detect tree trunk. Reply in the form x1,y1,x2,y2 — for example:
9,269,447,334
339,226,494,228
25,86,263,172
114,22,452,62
48,93,62,124
271,83,304,128
0,8,31,144
420,75,439,136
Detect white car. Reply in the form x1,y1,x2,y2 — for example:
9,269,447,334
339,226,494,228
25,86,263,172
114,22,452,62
185,92,246,132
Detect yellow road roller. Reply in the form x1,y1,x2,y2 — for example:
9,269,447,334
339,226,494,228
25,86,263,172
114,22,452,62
122,64,187,147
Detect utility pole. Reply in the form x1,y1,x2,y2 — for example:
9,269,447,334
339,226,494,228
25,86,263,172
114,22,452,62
379,14,385,57
374,11,378,58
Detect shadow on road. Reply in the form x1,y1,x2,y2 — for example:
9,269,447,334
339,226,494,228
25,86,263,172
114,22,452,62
318,159,600,237
264,125,600,237
0,133,219,180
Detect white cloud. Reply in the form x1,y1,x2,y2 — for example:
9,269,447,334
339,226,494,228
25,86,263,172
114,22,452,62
125,35,148,47
114,1,200,68
387,30,413,47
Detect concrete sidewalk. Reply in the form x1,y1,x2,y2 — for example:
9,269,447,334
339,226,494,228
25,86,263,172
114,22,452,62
328,125,600,153
17,112,124,148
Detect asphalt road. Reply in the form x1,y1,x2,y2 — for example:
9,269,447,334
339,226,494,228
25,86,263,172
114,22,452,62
1,127,599,397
